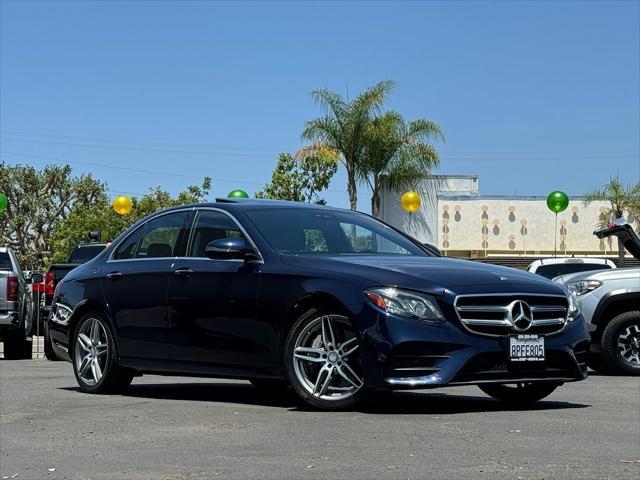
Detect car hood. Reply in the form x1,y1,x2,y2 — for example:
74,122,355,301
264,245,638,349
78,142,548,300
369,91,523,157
554,266,640,286
281,254,563,294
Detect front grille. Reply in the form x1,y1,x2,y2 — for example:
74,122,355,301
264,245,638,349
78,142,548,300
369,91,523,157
451,350,579,384
454,294,568,337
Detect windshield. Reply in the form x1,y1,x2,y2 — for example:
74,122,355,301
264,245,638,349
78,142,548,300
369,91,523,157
68,245,106,263
535,263,612,279
244,207,429,256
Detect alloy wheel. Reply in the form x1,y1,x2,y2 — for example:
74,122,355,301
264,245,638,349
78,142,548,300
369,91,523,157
617,324,640,366
292,314,363,402
75,318,109,386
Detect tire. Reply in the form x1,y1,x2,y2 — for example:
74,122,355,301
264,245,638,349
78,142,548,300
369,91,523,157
600,310,640,376
284,308,365,410
479,383,560,404
72,313,133,394
44,321,60,361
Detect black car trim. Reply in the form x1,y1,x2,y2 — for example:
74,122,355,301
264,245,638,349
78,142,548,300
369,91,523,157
591,289,640,327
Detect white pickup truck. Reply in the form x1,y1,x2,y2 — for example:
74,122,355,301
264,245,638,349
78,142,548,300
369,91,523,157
0,247,36,359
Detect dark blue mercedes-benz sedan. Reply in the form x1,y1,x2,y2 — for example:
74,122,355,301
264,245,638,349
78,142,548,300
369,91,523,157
48,199,589,410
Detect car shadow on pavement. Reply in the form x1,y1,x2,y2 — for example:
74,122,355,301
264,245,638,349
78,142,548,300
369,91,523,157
63,382,589,414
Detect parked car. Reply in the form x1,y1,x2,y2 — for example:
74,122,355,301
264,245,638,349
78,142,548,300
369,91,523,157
527,257,616,279
1,247,37,359
49,200,588,410
554,220,640,376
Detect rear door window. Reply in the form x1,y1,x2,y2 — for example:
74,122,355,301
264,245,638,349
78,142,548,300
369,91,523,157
136,211,191,259
0,252,11,270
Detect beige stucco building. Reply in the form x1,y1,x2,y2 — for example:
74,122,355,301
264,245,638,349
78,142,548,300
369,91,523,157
379,175,622,257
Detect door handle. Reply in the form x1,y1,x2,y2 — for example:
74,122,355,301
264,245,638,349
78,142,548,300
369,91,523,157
174,267,194,277
106,271,123,281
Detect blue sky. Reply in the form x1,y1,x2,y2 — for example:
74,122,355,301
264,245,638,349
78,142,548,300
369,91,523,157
1,0,639,211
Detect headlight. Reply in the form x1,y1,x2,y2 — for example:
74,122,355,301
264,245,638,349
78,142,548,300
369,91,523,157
567,280,602,296
365,287,444,323
51,303,72,325
567,292,581,321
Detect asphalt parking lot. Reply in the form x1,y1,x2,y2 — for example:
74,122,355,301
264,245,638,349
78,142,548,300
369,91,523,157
1,360,639,480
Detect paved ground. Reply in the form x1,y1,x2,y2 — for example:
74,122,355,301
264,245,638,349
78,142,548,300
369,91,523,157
1,360,639,480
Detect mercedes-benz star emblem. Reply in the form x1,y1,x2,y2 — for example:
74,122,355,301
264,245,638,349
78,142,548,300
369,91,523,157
507,300,534,332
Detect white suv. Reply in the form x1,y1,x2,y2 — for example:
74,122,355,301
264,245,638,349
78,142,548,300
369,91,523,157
554,222,640,376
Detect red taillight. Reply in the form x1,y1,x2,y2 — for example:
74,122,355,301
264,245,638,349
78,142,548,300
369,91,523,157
7,275,18,302
45,271,55,296
32,282,44,294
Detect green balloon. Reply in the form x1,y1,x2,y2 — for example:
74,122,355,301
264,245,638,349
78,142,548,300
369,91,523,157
546,191,569,213
0,193,7,214
228,189,249,199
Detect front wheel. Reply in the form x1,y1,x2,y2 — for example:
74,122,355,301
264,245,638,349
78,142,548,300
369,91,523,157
72,313,133,394
600,311,640,376
284,309,365,410
479,383,560,404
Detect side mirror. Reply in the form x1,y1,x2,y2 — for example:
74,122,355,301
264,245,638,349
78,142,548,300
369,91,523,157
30,273,44,284
423,243,443,257
205,237,252,260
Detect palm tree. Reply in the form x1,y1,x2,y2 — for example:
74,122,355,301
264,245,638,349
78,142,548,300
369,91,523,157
360,111,444,217
301,81,395,210
584,176,640,265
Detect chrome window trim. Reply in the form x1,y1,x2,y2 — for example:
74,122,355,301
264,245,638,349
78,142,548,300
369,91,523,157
107,207,195,263
453,292,569,338
188,207,264,264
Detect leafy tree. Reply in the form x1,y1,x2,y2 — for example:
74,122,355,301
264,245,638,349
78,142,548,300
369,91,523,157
359,111,444,217
0,163,106,268
50,177,212,263
255,152,337,204
584,176,640,265
301,81,395,210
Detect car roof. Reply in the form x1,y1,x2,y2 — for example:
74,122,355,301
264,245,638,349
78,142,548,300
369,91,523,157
159,198,352,214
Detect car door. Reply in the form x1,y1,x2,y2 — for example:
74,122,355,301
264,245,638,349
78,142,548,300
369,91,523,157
167,208,271,371
100,209,192,360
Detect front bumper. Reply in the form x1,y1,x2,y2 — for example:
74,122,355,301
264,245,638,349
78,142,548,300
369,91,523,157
350,303,590,390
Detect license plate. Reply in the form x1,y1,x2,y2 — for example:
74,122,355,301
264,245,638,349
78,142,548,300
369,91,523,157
508,335,545,362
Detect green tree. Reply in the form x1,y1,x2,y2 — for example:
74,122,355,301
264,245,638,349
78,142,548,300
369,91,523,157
255,153,337,204
50,177,212,263
0,163,106,268
584,176,640,265
360,111,444,217
301,80,395,210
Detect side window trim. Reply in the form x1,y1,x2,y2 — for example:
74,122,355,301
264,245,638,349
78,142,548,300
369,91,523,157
181,207,263,262
107,207,194,262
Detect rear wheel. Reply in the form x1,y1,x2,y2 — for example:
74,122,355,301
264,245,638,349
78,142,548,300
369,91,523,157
72,313,133,394
285,309,365,410
479,383,560,403
601,311,640,376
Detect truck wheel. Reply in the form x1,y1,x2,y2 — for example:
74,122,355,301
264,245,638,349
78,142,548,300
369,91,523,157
72,313,133,394
3,331,32,360
44,322,60,361
479,383,560,403
601,311,640,376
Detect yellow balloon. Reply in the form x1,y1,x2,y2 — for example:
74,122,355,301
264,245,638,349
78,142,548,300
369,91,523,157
112,195,133,215
401,191,421,213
